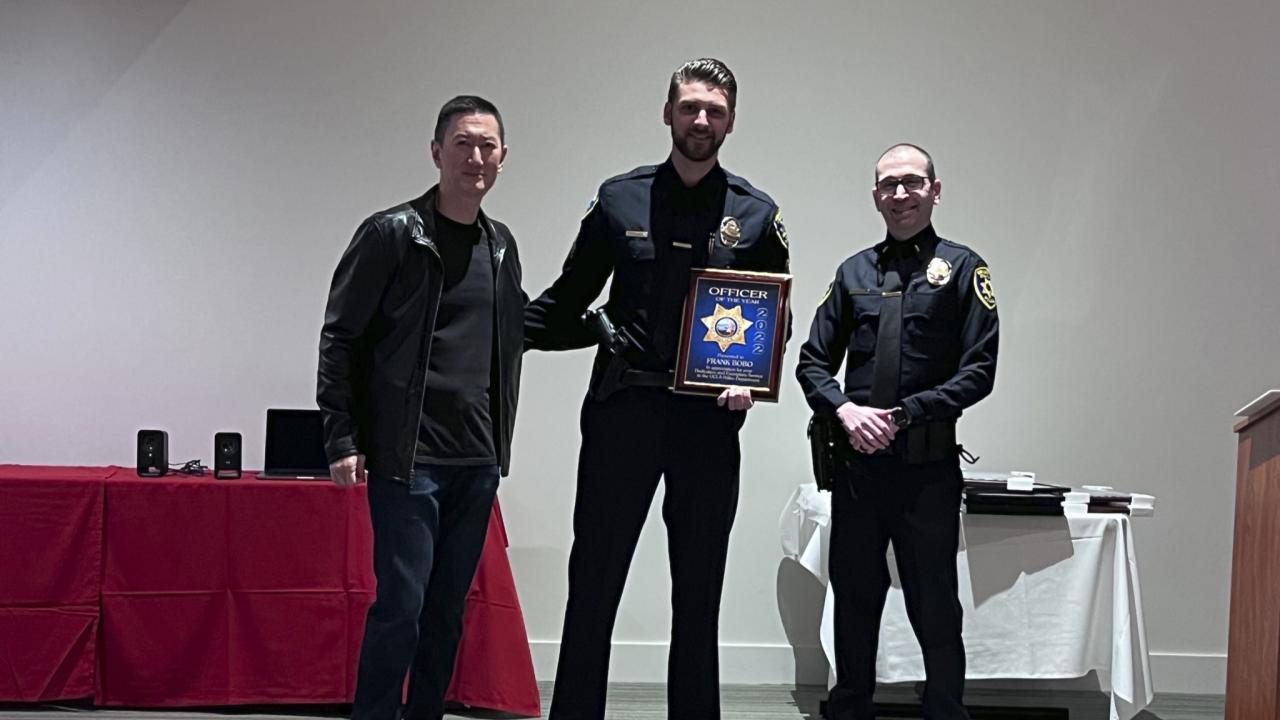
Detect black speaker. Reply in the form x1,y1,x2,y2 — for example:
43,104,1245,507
136,429,169,477
214,432,242,479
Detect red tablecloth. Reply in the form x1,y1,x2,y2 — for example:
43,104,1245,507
0,465,106,701
0,465,539,716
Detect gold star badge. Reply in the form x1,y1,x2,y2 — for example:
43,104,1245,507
701,303,754,352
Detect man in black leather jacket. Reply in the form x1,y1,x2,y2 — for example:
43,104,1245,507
317,95,526,720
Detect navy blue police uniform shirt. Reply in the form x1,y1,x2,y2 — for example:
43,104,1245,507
796,225,998,423
525,159,791,369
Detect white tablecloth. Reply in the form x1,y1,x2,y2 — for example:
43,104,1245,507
779,483,1154,720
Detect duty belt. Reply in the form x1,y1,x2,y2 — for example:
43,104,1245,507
892,419,957,464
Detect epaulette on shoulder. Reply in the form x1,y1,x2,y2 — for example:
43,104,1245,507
936,236,981,259
850,244,880,264
601,164,660,188
723,169,776,206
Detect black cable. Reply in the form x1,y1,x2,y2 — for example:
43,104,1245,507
168,459,208,476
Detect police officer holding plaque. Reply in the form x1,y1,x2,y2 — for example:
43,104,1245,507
525,58,790,720
795,144,999,720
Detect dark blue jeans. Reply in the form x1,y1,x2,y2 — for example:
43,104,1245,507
352,463,500,720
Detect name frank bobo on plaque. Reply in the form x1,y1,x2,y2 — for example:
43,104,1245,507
675,267,792,402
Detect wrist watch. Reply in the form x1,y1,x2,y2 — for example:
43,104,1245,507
889,406,911,428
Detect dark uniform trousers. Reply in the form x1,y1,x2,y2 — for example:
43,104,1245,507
549,386,745,720
827,454,968,720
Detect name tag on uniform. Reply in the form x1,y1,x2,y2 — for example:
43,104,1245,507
671,241,692,250
625,229,649,238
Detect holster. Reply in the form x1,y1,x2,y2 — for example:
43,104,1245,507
807,414,849,492
585,307,639,401
591,351,630,401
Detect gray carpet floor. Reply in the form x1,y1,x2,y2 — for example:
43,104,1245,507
0,683,1225,720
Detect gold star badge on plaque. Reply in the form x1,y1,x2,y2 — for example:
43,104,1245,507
701,303,754,352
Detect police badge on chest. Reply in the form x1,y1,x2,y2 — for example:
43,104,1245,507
708,215,741,254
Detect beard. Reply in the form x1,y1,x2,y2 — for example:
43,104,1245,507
671,126,724,162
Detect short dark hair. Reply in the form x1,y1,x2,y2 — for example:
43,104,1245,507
667,58,738,111
433,95,504,145
876,143,936,181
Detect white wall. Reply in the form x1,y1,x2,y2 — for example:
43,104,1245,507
3,0,1277,694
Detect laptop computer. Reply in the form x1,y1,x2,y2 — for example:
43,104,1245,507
258,408,332,480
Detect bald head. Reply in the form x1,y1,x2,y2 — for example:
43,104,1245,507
875,143,935,182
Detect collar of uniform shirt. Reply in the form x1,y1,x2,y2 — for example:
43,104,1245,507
657,156,726,196
875,224,939,263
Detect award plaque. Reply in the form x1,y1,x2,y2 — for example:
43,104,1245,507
673,268,792,402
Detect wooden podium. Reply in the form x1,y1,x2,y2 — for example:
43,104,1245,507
1226,390,1280,719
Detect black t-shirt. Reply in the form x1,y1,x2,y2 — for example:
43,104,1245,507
416,210,496,465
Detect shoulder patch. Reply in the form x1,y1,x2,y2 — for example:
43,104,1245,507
581,195,597,222
773,209,789,250
973,266,996,310
818,282,832,306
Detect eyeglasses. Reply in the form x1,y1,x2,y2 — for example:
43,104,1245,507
875,175,931,194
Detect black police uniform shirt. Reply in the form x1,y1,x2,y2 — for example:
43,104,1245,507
796,225,998,424
416,209,496,465
524,159,790,369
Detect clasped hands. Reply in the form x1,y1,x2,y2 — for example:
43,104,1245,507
835,401,901,454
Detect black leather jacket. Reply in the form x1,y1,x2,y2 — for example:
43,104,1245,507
317,186,526,482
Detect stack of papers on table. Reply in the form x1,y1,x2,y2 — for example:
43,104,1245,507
961,471,1070,515
1062,486,1157,517
961,471,1156,517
